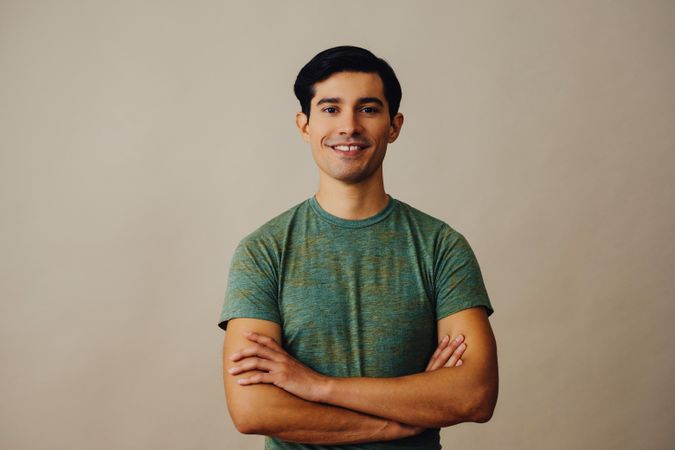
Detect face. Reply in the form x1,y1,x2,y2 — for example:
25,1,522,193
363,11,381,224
296,71,404,185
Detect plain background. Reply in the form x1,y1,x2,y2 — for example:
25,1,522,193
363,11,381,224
1,1,674,449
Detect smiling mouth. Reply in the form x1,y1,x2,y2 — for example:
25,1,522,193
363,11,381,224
331,144,367,152
328,144,369,158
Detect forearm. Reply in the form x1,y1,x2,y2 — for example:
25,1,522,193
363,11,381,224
318,367,496,428
228,309,498,431
315,309,499,428
228,382,420,445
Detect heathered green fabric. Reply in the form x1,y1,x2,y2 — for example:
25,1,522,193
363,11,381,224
219,194,493,450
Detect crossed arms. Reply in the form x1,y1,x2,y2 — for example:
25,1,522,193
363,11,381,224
221,306,498,445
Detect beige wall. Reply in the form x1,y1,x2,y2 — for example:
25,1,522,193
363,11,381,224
1,1,673,449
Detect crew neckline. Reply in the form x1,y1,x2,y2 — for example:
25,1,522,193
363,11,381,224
308,194,397,228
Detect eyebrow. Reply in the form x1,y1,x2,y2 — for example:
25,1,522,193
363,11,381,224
315,97,385,107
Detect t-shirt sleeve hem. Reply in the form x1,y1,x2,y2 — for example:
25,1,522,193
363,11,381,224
437,301,494,322
217,312,283,331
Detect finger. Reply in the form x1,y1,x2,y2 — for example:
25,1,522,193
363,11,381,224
427,336,450,368
425,335,449,371
430,335,464,371
443,342,467,368
228,357,275,375
245,331,285,353
428,335,461,371
456,359,463,367
237,372,274,386
230,344,284,363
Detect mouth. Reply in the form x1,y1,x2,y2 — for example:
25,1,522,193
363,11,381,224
332,144,366,151
328,143,370,157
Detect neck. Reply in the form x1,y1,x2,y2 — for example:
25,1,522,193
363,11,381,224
314,170,388,220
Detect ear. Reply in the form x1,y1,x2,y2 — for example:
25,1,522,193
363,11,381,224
295,112,310,143
388,112,404,144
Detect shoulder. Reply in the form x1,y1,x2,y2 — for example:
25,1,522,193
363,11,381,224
237,198,309,250
392,197,462,241
392,198,484,272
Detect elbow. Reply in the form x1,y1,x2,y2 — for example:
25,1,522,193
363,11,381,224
231,409,259,435
435,389,496,428
467,385,498,424
471,404,494,423
226,383,287,436
230,402,268,435
233,418,257,435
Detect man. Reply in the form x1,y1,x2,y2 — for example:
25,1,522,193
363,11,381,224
218,46,498,449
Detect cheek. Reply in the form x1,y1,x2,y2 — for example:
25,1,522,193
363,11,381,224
307,126,325,145
310,139,326,156
311,136,324,149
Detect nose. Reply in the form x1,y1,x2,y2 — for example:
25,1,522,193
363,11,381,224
338,110,363,135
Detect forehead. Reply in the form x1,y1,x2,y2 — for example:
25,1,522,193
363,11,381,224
312,71,385,104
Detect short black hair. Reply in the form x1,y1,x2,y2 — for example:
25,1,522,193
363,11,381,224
293,46,402,123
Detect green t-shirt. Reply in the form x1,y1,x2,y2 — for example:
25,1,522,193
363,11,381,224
219,194,494,450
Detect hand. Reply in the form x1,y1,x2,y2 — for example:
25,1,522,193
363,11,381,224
425,334,466,371
228,331,328,402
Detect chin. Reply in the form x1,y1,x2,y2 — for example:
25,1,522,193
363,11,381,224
330,169,377,185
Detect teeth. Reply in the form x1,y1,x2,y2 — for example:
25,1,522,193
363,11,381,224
333,145,363,151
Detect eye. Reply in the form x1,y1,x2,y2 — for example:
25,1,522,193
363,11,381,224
361,106,379,114
322,106,338,114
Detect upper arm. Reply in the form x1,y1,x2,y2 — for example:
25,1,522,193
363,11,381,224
222,317,283,432
437,306,498,420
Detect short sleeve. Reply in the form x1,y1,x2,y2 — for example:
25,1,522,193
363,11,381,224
434,226,494,320
217,236,281,331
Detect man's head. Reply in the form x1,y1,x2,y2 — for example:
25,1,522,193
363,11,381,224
294,46,402,124
294,46,404,185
